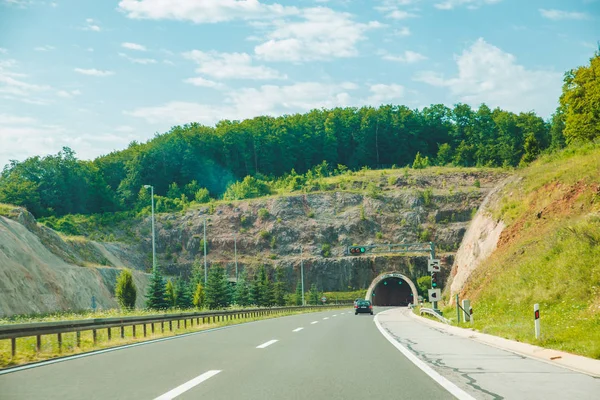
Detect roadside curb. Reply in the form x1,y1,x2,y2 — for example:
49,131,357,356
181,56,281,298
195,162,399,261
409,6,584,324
406,308,600,378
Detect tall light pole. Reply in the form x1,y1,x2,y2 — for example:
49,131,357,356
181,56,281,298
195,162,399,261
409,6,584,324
234,234,238,281
203,215,207,284
300,246,305,306
143,185,156,273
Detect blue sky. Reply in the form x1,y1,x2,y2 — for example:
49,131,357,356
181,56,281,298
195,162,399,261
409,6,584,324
0,0,598,168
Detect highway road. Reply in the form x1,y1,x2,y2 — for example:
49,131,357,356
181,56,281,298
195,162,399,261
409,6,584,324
0,308,455,400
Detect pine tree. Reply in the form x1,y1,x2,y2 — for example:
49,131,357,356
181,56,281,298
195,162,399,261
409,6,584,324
175,279,194,309
145,269,169,310
273,267,286,306
234,271,250,306
115,269,137,310
295,280,303,305
165,279,176,307
204,265,231,309
249,270,261,306
193,282,205,309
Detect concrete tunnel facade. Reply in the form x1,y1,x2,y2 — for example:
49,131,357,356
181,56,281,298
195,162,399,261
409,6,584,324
365,272,419,306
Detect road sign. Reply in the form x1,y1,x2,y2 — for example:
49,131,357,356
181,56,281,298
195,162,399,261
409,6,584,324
428,288,441,303
428,258,441,272
321,296,327,303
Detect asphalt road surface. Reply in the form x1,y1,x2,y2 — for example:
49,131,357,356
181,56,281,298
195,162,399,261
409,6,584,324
0,308,455,400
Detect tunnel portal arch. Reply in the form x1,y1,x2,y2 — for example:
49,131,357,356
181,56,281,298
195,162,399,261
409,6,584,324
365,272,419,306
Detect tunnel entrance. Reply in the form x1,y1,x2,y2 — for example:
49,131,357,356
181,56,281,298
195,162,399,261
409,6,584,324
371,277,413,306
366,272,419,306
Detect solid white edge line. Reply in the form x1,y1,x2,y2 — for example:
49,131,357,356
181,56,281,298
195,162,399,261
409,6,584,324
374,312,476,400
311,321,318,324
293,327,304,332
154,370,221,400
256,339,278,349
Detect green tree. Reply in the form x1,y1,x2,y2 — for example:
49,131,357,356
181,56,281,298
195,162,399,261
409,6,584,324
204,265,231,309
412,152,430,169
167,182,182,199
193,282,205,308
417,276,432,297
115,269,137,310
175,279,194,309
165,279,176,307
194,188,210,203
560,52,600,144
145,269,170,310
234,271,251,306
273,267,286,306
295,280,304,305
308,283,320,305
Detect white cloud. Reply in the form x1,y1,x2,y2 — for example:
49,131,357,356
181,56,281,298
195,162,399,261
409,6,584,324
367,84,405,105
0,59,51,98
539,9,591,21
56,89,81,98
183,77,225,89
376,0,419,19
163,59,175,65
183,50,286,80
74,68,114,77
0,48,7,54
118,53,157,64
413,38,562,117
393,27,411,37
121,42,146,51
254,7,383,62
115,125,135,133
382,50,427,63
125,81,359,125
86,47,94,52
434,0,501,10
387,10,417,19
118,0,300,23
34,45,55,51
83,18,101,31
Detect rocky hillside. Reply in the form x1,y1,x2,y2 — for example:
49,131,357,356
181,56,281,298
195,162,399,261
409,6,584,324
0,167,507,317
76,167,506,291
0,208,151,317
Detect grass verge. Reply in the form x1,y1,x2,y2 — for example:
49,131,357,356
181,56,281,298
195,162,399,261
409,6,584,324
0,306,347,369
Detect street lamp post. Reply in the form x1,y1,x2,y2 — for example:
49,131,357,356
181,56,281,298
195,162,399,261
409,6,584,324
300,246,305,306
203,215,207,284
143,185,156,273
234,234,238,281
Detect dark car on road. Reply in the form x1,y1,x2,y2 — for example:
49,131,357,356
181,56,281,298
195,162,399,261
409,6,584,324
354,299,373,315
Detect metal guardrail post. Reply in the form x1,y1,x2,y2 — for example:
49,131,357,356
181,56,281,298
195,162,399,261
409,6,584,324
36,335,41,353
76,331,81,347
57,333,62,353
11,338,16,357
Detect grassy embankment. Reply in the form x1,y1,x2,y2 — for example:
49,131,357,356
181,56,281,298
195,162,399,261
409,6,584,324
0,305,349,369
438,143,600,359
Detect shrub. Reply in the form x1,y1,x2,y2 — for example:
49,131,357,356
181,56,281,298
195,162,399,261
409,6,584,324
258,208,270,220
194,188,210,203
474,179,481,188
321,243,331,257
259,230,271,240
115,269,137,310
376,232,383,240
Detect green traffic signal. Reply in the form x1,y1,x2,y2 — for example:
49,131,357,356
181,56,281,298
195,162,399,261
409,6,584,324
360,247,365,253
383,281,387,285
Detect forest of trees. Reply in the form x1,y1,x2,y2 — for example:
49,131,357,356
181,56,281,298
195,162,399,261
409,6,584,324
0,52,597,219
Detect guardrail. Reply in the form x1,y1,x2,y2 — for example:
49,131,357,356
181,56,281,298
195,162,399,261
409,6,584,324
419,307,451,324
0,304,351,358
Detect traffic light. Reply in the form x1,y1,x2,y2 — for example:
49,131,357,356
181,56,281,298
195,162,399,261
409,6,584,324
383,280,388,285
349,246,366,254
431,271,438,288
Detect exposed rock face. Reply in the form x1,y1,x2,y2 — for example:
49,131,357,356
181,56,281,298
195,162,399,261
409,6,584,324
0,210,150,317
447,178,514,304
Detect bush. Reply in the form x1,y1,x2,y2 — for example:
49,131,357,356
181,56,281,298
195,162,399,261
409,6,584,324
259,230,271,240
321,243,331,257
474,179,481,188
376,232,383,240
258,208,270,220
115,269,137,309
194,188,210,203
223,176,271,200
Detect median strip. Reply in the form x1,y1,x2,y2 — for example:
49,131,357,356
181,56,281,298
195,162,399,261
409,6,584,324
256,340,278,349
154,370,221,400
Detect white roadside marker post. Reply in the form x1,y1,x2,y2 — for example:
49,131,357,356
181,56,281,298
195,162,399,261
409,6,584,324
534,303,541,339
